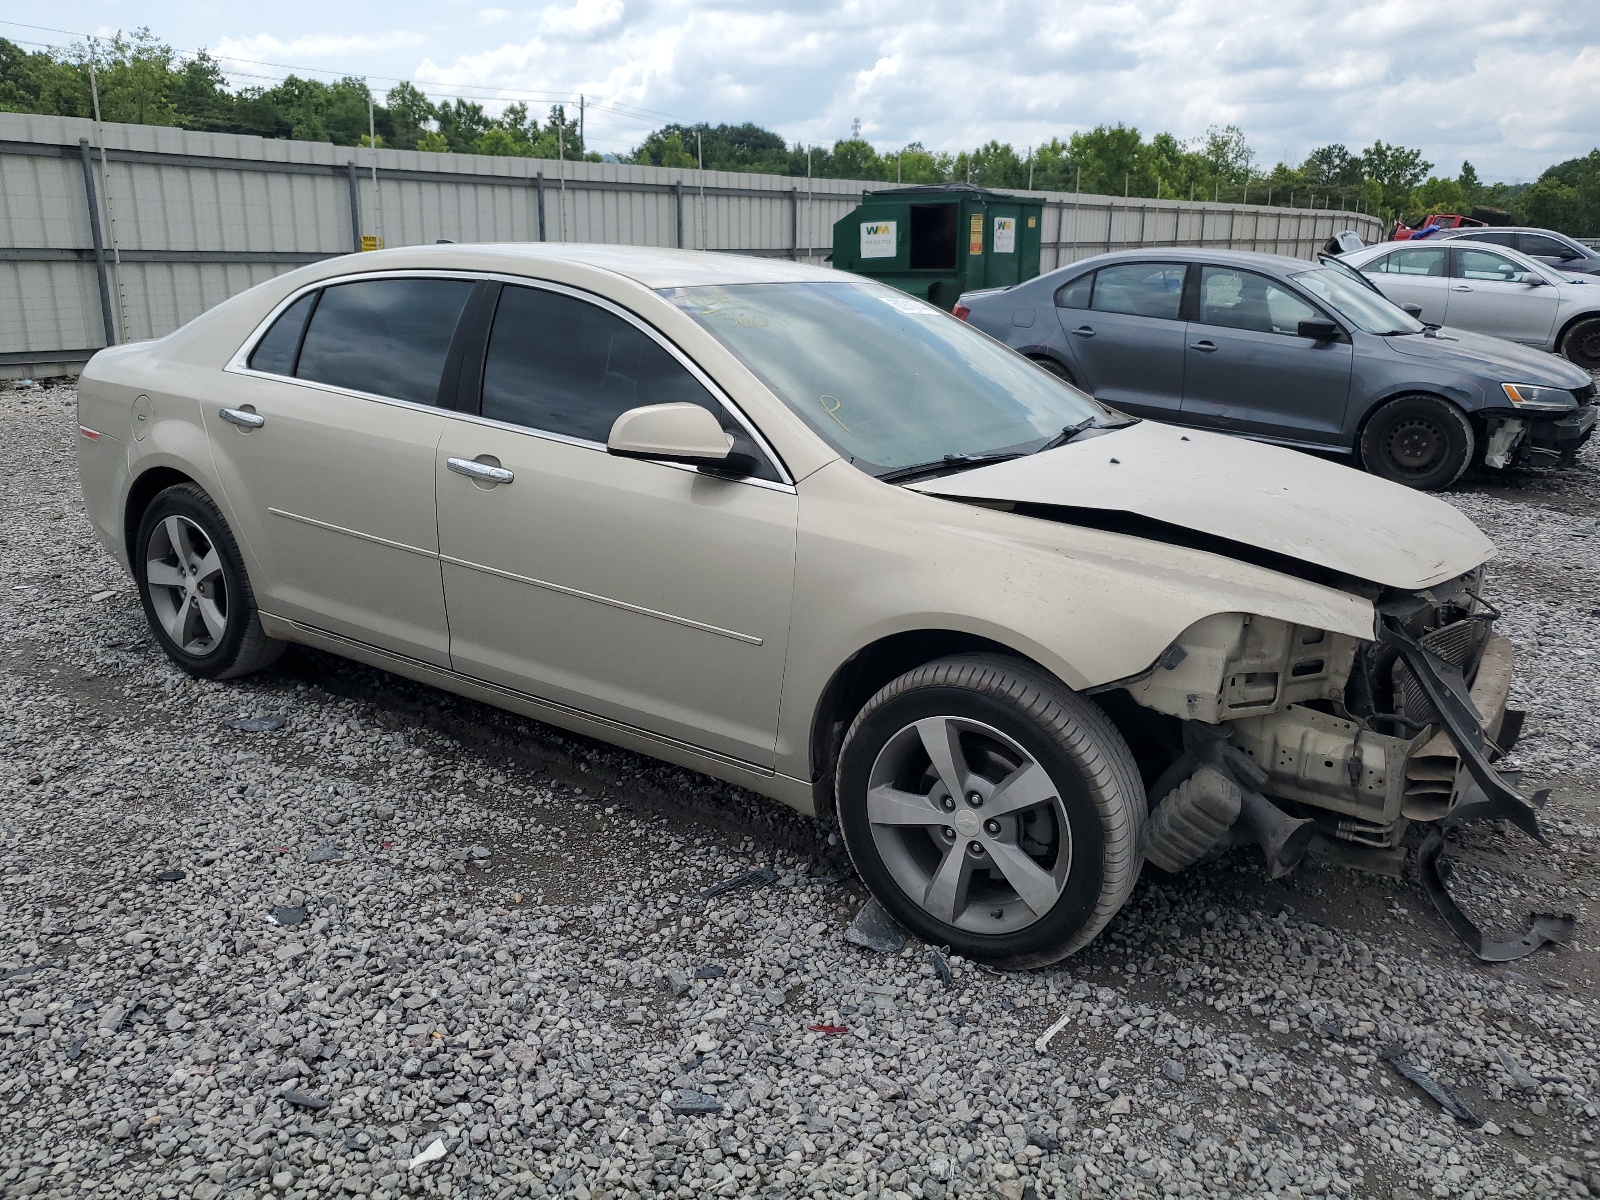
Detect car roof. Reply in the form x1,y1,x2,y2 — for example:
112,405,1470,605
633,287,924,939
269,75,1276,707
1433,227,1583,240
316,241,841,290
1045,246,1322,278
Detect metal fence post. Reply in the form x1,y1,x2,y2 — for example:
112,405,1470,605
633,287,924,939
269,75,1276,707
77,138,116,347
535,173,546,241
1105,203,1114,253
675,182,684,250
790,187,799,261
346,162,362,252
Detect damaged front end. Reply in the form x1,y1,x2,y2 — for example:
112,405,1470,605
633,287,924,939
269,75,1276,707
1110,574,1573,961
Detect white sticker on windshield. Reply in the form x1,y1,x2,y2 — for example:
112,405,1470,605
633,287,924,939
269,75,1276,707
879,295,936,315
860,220,897,259
993,217,1016,254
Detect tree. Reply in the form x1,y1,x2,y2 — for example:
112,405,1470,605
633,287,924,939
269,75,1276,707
1360,141,1432,212
1302,144,1362,187
385,82,435,148
1199,124,1253,183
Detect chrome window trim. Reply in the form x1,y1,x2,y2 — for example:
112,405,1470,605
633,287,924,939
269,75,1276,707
222,267,795,489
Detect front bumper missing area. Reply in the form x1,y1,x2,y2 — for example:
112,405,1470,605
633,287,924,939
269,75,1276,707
1379,615,1575,960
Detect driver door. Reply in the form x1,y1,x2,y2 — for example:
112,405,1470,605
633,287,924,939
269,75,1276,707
434,282,798,767
1445,246,1561,344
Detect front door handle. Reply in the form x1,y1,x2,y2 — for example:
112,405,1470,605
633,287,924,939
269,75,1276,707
447,457,514,485
1070,326,1096,337
219,407,264,429
1451,285,1473,292
1189,340,1218,352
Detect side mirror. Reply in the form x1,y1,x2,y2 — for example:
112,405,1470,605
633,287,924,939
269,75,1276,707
1297,318,1342,341
1521,273,1548,287
608,403,736,468
1401,302,1424,317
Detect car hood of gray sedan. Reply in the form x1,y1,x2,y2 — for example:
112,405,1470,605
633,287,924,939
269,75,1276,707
907,421,1494,591
1379,326,1593,386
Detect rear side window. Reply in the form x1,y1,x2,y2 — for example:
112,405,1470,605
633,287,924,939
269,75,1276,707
1053,273,1093,309
247,292,316,375
1369,247,1445,276
481,285,780,480
1521,233,1575,258
1090,263,1185,320
1462,231,1517,248
295,278,474,405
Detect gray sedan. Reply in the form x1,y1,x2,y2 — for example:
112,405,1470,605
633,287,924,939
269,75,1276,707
1341,239,1600,370
956,248,1597,490
1426,226,1600,276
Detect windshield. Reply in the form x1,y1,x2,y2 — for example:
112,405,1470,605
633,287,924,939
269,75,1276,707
664,281,1111,475
1291,267,1425,335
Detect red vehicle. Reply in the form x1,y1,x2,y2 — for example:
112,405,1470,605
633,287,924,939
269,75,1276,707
1391,207,1511,241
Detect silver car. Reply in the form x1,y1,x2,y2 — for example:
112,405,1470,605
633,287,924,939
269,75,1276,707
1426,226,1600,277
1342,239,1600,370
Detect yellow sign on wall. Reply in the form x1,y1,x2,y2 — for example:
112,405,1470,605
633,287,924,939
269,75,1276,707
360,235,384,252
968,214,984,256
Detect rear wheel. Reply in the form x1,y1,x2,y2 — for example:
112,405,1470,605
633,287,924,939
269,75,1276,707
1030,356,1075,384
134,483,284,679
835,655,1145,969
1562,316,1600,371
1359,394,1475,490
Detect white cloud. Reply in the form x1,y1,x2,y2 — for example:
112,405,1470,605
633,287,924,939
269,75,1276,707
209,0,1600,178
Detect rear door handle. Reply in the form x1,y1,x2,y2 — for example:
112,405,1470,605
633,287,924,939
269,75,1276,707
1189,340,1218,352
219,407,264,429
1451,285,1473,292
447,457,514,485
1070,326,1096,337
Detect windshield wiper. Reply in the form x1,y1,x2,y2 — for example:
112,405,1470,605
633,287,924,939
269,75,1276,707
1032,415,1139,453
876,451,1025,484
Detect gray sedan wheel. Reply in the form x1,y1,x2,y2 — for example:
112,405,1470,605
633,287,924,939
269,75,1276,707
1359,394,1474,490
835,655,1145,968
135,483,284,680
1563,317,1600,371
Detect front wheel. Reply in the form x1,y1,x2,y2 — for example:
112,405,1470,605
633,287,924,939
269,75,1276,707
835,655,1145,969
1562,317,1600,371
134,482,284,680
1359,394,1475,490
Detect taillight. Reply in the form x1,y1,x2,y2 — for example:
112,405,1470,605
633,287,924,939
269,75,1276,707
952,304,971,321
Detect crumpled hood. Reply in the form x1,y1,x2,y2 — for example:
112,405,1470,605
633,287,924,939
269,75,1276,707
1382,326,1594,387
907,421,1495,591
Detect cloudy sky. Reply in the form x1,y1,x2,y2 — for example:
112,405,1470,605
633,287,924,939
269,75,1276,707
13,0,1600,180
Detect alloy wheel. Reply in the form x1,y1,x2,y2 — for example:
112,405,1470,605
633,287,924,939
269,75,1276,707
865,715,1071,934
144,514,229,656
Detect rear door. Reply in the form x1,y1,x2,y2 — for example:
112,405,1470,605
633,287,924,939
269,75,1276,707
1179,266,1353,445
1052,261,1188,417
208,275,475,665
1446,246,1561,344
1360,246,1450,322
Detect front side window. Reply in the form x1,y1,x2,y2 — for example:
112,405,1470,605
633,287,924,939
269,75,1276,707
295,278,474,405
248,292,316,375
1369,247,1446,277
479,286,780,481
1197,267,1321,335
1089,262,1186,320
1292,268,1423,336
1457,247,1533,282
665,281,1109,474
1520,233,1577,259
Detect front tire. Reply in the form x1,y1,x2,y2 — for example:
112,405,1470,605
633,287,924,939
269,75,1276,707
134,483,284,680
835,655,1145,969
1562,316,1600,371
1358,394,1475,490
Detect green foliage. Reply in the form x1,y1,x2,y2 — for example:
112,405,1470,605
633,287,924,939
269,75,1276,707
2,30,1596,232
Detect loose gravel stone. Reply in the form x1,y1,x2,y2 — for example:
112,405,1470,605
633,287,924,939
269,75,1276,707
3,379,1599,1199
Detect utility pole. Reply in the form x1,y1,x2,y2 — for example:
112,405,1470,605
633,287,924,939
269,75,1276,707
1123,172,1129,198
555,113,567,241
697,130,707,250
579,94,585,147
1027,146,1033,190
367,91,384,249
87,42,128,343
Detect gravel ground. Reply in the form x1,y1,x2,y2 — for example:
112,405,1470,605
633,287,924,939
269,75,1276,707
4,380,1600,1200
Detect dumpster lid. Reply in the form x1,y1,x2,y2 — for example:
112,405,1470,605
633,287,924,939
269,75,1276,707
865,183,1035,204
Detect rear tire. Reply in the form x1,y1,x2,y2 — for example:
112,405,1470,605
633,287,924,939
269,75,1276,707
134,483,284,680
1030,356,1075,385
1358,394,1475,490
835,655,1145,969
1562,316,1600,371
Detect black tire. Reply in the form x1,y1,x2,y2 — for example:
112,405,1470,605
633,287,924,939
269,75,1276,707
134,483,284,680
1030,355,1075,385
1562,316,1600,372
1358,394,1475,490
835,655,1145,969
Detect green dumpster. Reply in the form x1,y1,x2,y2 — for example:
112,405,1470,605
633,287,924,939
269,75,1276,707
829,183,1044,311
